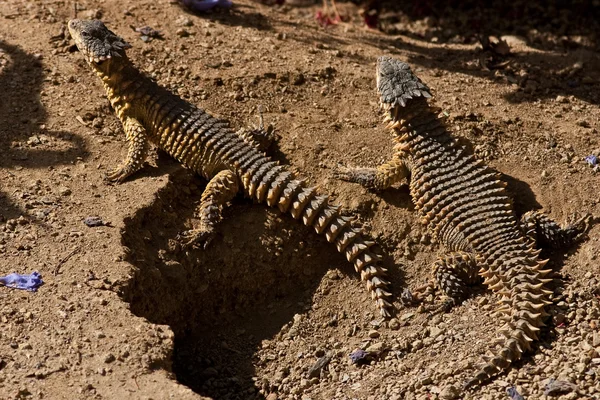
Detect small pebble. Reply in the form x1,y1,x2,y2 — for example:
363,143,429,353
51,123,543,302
368,329,380,339
439,385,460,400
176,15,193,27
307,353,331,378
400,312,415,321
366,342,385,353
293,73,305,85
176,28,189,37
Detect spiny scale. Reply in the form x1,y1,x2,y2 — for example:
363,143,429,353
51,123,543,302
387,87,565,387
81,23,393,317
334,57,588,388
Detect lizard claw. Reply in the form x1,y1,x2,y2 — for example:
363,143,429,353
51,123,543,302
176,226,216,250
423,297,458,318
568,212,593,241
411,281,435,302
105,166,132,184
410,282,459,316
245,125,277,151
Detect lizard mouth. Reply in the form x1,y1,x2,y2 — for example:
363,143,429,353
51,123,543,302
88,54,111,64
380,101,392,111
70,46,112,65
70,45,111,65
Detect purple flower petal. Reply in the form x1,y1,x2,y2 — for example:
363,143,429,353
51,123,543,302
179,0,233,12
349,349,369,364
0,272,44,291
585,155,598,167
506,386,524,400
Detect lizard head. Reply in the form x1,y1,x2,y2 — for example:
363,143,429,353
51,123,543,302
68,19,131,64
376,56,432,114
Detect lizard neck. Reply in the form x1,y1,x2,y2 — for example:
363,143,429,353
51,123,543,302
91,58,144,121
389,98,446,141
387,99,452,165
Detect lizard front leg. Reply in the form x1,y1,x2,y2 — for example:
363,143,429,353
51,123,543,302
236,125,277,152
334,155,410,191
178,169,240,249
107,117,149,183
236,106,277,152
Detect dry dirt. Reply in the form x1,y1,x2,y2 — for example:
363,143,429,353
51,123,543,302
1,1,600,399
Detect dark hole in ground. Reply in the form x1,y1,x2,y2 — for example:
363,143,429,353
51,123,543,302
120,169,365,399
117,160,559,399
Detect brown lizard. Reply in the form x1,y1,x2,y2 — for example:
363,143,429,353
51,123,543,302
67,19,396,317
335,56,590,387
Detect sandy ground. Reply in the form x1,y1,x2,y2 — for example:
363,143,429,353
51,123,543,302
1,1,599,399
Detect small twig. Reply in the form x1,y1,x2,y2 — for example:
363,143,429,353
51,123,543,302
53,247,80,275
73,2,78,19
257,104,265,130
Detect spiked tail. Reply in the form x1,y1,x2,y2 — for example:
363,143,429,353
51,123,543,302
465,255,551,388
237,152,393,317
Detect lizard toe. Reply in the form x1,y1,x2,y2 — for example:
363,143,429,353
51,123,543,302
571,212,593,238
177,227,216,250
105,166,130,183
424,297,458,318
410,281,434,303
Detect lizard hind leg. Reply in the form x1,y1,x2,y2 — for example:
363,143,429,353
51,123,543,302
177,169,240,249
520,210,591,249
429,251,481,314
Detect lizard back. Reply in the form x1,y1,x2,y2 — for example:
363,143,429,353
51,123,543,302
375,57,554,388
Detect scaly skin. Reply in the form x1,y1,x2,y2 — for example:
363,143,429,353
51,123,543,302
67,19,396,317
336,56,589,388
